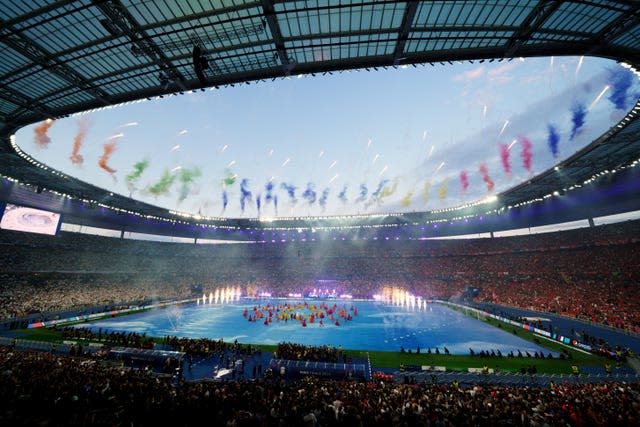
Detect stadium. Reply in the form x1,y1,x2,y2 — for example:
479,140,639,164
1,1,640,425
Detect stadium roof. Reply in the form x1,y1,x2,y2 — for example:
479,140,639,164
1,0,640,232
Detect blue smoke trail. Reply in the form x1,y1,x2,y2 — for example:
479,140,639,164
570,103,586,141
356,184,368,202
274,195,278,215
547,124,560,158
371,179,389,199
222,190,228,212
608,67,634,110
319,188,329,208
280,182,297,203
338,185,347,203
265,181,274,202
240,178,252,212
302,183,317,204
256,194,261,213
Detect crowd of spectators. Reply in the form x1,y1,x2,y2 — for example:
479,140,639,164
0,273,193,320
164,335,259,359
276,342,348,363
61,327,155,349
0,219,639,333
0,346,639,426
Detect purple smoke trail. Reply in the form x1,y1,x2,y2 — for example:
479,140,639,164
338,186,347,203
608,67,634,110
302,183,317,204
319,188,329,208
547,124,560,158
240,178,252,212
280,182,297,203
356,184,368,202
570,103,586,141
371,179,389,199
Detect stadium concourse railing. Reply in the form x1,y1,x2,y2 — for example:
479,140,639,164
436,300,595,354
25,297,196,329
479,302,640,339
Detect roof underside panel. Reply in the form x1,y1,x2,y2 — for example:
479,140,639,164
541,2,621,35
413,1,533,28
0,0,639,230
276,1,406,36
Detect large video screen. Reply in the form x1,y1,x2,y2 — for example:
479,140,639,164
0,204,60,235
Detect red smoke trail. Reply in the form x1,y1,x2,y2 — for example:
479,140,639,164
70,118,90,165
479,163,494,192
459,170,469,192
98,142,118,174
520,136,533,173
499,143,511,175
33,119,55,148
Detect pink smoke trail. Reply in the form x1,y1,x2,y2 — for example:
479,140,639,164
70,118,90,165
33,119,55,148
520,136,533,173
499,144,511,175
479,163,494,192
99,142,118,174
459,170,469,192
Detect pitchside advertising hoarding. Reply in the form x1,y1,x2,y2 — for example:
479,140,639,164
0,204,61,235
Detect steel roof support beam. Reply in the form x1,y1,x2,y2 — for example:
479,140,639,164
0,20,111,106
261,0,295,75
393,0,419,65
589,4,640,57
503,0,562,58
93,0,186,84
0,84,53,121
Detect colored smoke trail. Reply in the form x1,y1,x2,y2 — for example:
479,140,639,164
280,182,297,203
401,191,413,207
357,184,368,202
34,119,54,148
264,181,274,202
570,103,586,141
460,170,469,192
98,142,118,174
499,143,512,175
608,67,635,110
319,188,330,208
479,163,494,192
338,186,348,203
240,179,252,212
520,136,533,173
178,167,202,201
422,182,431,203
379,179,398,199
438,178,449,200
125,159,150,191
371,179,389,199
70,118,90,165
148,170,176,196
547,125,560,159
302,183,317,204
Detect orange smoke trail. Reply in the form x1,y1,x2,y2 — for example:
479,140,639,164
98,142,117,174
70,119,90,165
33,119,55,148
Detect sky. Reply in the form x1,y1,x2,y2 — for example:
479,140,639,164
16,56,640,219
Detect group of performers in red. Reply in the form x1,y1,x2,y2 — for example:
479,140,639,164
242,301,357,327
